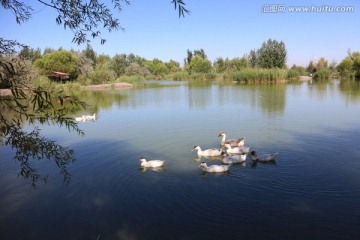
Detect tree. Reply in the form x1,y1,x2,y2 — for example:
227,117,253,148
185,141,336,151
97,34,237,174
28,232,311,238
82,44,97,66
316,57,328,70
230,57,248,71
165,60,181,73
337,58,354,79
307,60,315,74
18,47,42,62
0,0,189,186
250,39,287,68
146,58,169,77
193,49,207,59
188,56,212,73
185,49,193,65
125,62,150,76
110,54,128,77
214,57,226,73
34,50,80,76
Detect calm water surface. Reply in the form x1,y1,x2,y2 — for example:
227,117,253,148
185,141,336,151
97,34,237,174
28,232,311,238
1,79,360,240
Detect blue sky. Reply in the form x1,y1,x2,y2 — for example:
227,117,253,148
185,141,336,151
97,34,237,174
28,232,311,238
1,0,359,67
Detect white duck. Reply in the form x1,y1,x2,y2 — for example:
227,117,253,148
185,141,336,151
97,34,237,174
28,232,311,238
74,115,86,122
218,132,245,147
199,162,230,173
192,146,223,157
221,153,247,164
249,151,278,162
224,144,251,154
139,157,165,168
85,113,96,121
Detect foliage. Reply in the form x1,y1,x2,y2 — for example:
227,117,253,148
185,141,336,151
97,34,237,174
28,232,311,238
165,60,181,73
287,65,306,79
34,50,80,76
145,59,169,78
89,66,116,84
0,56,39,88
125,62,150,76
18,47,42,62
307,60,316,74
230,68,287,82
110,54,128,77
188,56,212,73
0,77,86,186
313,68,331,79
214,57,226,73
337,58,355,79
249,39,287,68
82,44,97,66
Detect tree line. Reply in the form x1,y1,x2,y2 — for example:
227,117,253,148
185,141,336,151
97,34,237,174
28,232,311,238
3,39,359,91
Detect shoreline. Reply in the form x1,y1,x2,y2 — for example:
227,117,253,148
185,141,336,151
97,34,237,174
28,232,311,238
0,82,133,96
80,82,133,90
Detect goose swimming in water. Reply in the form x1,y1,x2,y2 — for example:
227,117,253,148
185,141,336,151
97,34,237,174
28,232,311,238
85,113,96,121
249,151,278,162
224,144,251,154
199,162,230,173
221,152,247,164
192,146,223,157
218,132,245,147
139,157,165,168
74,115,86,122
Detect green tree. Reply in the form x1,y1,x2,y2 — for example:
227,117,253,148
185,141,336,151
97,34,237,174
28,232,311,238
230,57,248,71
250,39,287,68
214,57,226,73
337,58,355,79
34,50,80,76
146,58,169,77
18,47,42,62
125,62,150,76
165,60,181,73
307,60,315,74
194,49,207,59
82,44,97,66
189,56,212,73
248,49,257,68
185,49,193,65
316,57,328,70
110,54,128,77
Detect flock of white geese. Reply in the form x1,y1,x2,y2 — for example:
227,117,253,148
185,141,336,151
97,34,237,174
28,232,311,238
140,132,278,173
74,113,96,122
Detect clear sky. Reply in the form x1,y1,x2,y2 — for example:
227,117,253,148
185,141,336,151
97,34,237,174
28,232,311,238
1,0,359,67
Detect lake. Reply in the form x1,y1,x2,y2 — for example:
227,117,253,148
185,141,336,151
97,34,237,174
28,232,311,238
1,79,360,240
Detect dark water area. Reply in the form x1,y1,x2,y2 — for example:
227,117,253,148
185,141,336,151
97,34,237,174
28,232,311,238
1,79,360,240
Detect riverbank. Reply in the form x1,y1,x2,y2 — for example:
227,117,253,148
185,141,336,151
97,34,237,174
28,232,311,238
80,82,133,90
0,82,133,96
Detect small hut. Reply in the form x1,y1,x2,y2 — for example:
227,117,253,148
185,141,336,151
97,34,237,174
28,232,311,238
47,71,74,83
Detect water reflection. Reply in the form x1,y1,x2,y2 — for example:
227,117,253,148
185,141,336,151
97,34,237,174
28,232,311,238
139,166,166,172
250,160,277,168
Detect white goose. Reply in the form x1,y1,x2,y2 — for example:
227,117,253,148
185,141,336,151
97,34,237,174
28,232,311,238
139,157,165,168
218,132,245,147
199,162,230,173
192,146,223,157
222,153,247,164
249,151,278,162
74,115,86,122
85,113,96,121
224,144,251,154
